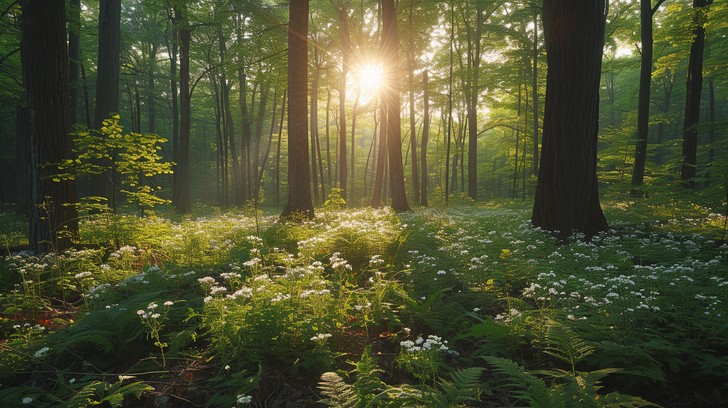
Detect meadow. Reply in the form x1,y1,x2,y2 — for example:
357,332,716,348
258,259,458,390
0,197,726,407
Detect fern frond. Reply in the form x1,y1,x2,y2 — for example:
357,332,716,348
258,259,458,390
543,321,595,368
318,372,356,408
481,356,554,407
435,367,484,406
58,330,115,354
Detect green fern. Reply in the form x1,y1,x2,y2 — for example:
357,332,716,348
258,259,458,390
429,367,485,407
56,330,115,355
64,378,153,408
482,356,555,407
351,346,385,407
543,320,595,375
318,372,357,407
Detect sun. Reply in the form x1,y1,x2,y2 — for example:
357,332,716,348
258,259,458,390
354,63,384,105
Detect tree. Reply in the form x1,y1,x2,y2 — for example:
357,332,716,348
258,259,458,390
381,0,410,212
20,0,79,252
532,0,608,240
175,5,192,213
631,0,667,189
94,0,121,205
680,0,712,188
281,0,314,218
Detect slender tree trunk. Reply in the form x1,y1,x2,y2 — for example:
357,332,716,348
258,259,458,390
445,2,454,206
337,5,350,199
681,0,711,188
281,0,314,218
532,7,540,177
372,101,387,207
147,43,157,133
631,0,661,188
21,0,79,252
655,78,672,165
175,19,191,213
704,78,715,186
532,0,608,240
275,90,287,206
68,0,81,125
325,90,332,194
420,71,430,206
168,11,180,205
311,49,321,204
238,68,251,201
253,82,269,196
408,61,420,204
513,79,522,199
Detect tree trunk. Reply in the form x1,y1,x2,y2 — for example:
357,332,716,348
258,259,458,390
21,0,79,252
281,0,314,218
175,18,191,213
238,67,252,201
68,0,81,125
15,105,31,217
168,10,180,205
420,70,429,206
532,0,608,240
680,0,711,188
408,61,420,204
337,5,350,200
94,0,121,206
704,78,715,186
311,48,321,204
631,0,660,188
532,7,540,177
381,0,409,212
275,90,287,206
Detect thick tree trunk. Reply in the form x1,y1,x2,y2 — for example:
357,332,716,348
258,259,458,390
420,70,429,206
381,0,409,212
15,105,31,217
21,0,79,252
680,0,711,188
281,0,314,218
532,0,608,240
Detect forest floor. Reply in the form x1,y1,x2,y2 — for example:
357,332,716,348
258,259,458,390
0,197,726,407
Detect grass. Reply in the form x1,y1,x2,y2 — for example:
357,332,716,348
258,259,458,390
0,198,726,407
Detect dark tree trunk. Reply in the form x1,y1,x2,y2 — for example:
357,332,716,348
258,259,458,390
420,70,429,206
632,0,666,187
15,105,31,217
219,31,241,206
532,0,608,240
94,0,121,205
253,82,269,196
21,0,79,252
382,0,409,212
68,0,81,125
238,67,251,201
681,0,711,188
175,20,191,213
704,78,715,186
532,8,540,177
281,0,314,218
275,90,287,206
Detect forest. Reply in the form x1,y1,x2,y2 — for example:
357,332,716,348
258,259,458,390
0,0,726,406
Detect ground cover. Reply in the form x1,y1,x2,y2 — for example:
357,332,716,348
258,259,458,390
0,200,726,407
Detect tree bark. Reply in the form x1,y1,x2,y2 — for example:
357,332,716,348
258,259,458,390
68,0,81,125
21,0,79,252
420,70,429,206
337,5,350,200
93,0,121,206
281,0,314,218
175,17,191,213
532,0,608,240
680,0,712,188
381,0,409,212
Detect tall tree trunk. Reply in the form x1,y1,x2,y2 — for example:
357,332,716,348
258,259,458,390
654,77,672,165
408,60,420,204
445,2,454,206
281,0,314,218
337,5,350,199
632,0,666,188
680,0,711,188
168,10,180,205
532,0,608,240
382,0,409,212
94,0,121,206
275,90,287,206
21,0,79,252
219,31,241,206
704,78,715,186
253,82,269,197
175,18,191,213
147,42,157,133
311,48,321,204
238,67,252,201
68,0,81,125
513,79,522,199
325,90,332,195
372,101,387,207
532,8,540,177
420,70,429,206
